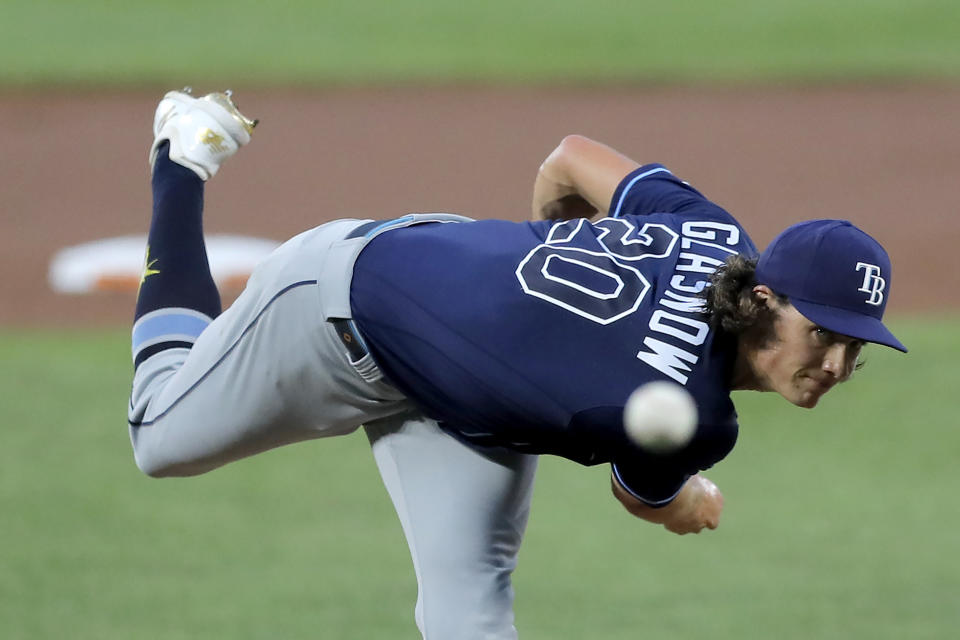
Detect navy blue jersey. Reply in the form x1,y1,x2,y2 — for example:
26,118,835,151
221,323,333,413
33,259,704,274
350,164,758,505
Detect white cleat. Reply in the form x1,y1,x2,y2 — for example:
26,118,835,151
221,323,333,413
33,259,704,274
148,87,258,181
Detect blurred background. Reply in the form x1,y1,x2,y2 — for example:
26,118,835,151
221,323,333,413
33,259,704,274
2,1,958,638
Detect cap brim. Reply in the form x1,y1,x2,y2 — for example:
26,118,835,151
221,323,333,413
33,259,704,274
790,298,908,353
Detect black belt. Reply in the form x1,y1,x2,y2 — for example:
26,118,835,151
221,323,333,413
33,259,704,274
331,318,369,362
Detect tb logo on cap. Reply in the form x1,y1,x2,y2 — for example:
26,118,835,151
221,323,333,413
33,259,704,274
856,262,885,306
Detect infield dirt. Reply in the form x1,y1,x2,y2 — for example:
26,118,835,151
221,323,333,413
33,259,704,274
2,84,957,326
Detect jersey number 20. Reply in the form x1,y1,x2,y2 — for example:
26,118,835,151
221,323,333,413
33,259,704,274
515,217,678,324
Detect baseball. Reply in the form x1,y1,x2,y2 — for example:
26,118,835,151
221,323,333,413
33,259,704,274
624,381,698,453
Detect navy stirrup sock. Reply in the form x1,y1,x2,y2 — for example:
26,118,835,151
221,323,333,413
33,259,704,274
132,143,222,368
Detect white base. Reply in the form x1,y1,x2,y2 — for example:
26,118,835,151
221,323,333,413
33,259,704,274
48,234,280,294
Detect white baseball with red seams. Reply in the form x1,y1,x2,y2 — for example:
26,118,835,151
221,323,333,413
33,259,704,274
624,381,698,453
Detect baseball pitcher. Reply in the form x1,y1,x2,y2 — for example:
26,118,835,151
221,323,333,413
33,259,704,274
128,90,906,639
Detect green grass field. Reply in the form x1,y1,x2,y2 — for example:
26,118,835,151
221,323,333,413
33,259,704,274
3,0,960,86
1,316,958,638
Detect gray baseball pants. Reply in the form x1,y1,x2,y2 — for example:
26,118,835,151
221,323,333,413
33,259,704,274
128,217,538,639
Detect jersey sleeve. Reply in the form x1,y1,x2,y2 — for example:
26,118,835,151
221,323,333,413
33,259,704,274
563,406,726,506
609,163,726,219
610,414,739,508
611,459,689,507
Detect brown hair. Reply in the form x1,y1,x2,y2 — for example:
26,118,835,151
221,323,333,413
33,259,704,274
702,254,785,335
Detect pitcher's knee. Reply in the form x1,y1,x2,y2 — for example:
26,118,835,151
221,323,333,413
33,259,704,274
133,448,178,478
132,443,209,478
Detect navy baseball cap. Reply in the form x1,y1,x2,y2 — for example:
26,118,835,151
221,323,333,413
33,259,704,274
755,219,907,352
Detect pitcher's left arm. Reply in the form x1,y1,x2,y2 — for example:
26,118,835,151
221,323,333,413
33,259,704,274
532,135,640,221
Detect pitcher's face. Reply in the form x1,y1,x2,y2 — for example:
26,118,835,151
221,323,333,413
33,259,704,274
750,294,864,408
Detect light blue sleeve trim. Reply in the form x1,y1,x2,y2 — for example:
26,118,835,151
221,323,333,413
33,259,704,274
610,167,672,218
611,462,685,507
132,308,212,355
364,214,416,237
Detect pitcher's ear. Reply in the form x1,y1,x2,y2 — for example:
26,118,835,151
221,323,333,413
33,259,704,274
752,285,778,309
